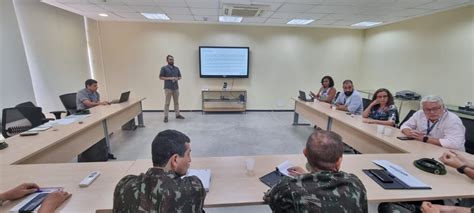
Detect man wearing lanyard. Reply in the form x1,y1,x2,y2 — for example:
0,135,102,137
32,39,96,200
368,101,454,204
401,95,466,151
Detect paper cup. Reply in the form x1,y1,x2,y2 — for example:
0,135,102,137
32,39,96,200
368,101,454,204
383,127,393,136
245,158,255,176
376,125,385,134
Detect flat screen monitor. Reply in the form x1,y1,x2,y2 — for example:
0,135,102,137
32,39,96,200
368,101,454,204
199,46,249,78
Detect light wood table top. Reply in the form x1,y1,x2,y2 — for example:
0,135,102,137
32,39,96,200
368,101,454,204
0,97,145,165
294,99,474,159
0,161,135,212
127,154,474,207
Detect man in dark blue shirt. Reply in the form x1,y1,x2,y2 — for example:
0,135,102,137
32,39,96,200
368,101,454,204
160,55,184,123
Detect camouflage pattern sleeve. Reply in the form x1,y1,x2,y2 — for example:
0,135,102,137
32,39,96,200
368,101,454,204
113,175,138,213
264,177,296,212
176,176,206,212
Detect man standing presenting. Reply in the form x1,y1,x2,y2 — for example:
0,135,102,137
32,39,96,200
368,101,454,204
160,55,185,123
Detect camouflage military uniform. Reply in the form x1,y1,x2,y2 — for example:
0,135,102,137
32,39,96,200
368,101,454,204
263,171,367,213
113,167,206,213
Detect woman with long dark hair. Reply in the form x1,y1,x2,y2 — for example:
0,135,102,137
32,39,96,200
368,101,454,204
362,88,398,126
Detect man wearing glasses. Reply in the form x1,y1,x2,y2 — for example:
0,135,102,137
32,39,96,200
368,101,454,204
400,95,466,151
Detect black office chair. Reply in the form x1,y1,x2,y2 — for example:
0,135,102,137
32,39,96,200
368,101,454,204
59,93,77,115
15,101,65,121
2,107,44,138
333,91,341,103
398,110,417,128
460,117,474,154
362,98,371,110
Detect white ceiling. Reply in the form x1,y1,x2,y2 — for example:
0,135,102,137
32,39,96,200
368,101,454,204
42,0,474,28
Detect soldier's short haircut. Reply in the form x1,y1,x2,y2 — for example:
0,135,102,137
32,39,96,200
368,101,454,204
152,129,191,167
306,130,344,171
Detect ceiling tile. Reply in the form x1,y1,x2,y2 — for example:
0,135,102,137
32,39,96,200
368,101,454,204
388,8,432,17
277,3,314,12
186,0,219,8
89,0,124,5
114,12,147,19
154,0,187,7
160,7,192,15
284,0,324,4
168,14,195,21
242,17,268,23
122,0,157,6
101,4,136,12
414,0,472,10
220,0,252,5
311,19,339,25
308,5,355,14
132,5,164,13
190,8,218,15
194,15,218,22
65,3,107,12
265,18,289,24
57,0,90,3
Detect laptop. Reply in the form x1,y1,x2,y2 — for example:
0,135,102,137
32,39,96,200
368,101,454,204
298,90,313,102
110,91,130,104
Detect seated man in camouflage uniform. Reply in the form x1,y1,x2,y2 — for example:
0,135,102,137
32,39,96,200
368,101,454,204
263,130,368,213
113,129,206,212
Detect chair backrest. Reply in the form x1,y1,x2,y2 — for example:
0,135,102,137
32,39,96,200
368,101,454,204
362,98,371,110
59,93,77,115
333,91,341,104
15,101,47,120
398,109,417,128
460,117,474,154
15,101,36,108
2,107,43,138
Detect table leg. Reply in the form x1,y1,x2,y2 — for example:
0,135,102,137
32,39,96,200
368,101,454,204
102,120,111,153
137,102,145,127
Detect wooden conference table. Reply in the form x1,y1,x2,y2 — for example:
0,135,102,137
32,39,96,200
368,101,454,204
0,97,472,212
0,97,145,165
0,153,472,212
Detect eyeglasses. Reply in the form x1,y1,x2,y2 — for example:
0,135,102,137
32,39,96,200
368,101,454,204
423,106,442,113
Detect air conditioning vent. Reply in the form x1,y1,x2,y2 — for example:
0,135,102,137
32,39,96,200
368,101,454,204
223,4,269,17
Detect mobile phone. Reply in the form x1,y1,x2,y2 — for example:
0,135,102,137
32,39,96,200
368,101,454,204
370,170,394,183
396,136,415,141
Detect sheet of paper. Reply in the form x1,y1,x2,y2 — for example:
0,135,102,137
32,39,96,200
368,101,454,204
186,169,212,192
372,160,430,188
276,160,293,176
9,187,63,212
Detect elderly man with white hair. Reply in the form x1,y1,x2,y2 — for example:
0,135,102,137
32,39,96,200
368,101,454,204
400,95,466,151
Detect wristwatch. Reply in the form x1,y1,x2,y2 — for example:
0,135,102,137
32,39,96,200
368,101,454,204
457,165,467,174
423,136,429,142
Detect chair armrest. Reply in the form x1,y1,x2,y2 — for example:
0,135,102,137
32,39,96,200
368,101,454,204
50,111,66,119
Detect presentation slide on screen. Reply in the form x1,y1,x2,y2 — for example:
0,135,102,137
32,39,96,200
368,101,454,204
200,48,249,76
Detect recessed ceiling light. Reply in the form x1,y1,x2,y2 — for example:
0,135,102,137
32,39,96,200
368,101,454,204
98,13,108,17
351,21,382,27
287,19,314,25
141,13,170,20
219,16,243,23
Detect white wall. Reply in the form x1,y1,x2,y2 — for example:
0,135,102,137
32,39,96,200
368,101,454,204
13,0,90,112
361,5,474,108
0,0,35,110
95,22,364,110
